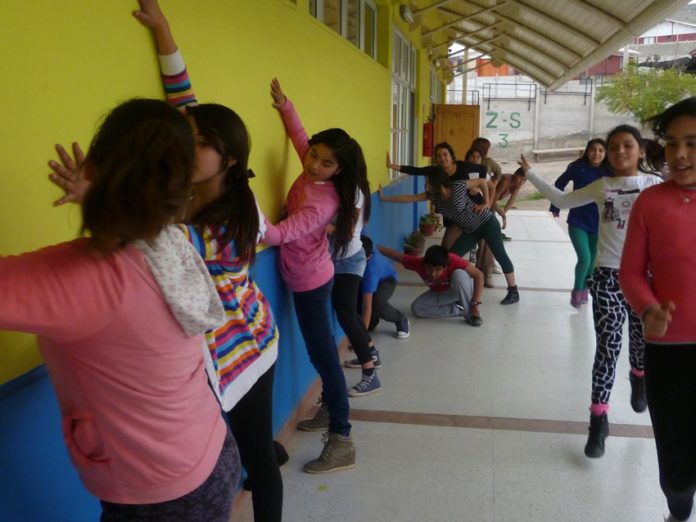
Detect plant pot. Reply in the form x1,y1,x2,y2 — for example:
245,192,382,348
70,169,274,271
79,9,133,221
404,245,424,256
419,223,436,236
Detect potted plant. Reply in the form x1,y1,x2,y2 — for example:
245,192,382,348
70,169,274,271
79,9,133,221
404,230,425,256
419,213,439,236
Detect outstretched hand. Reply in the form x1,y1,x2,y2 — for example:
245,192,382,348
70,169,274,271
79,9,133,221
517,154,531,173
48,143,90,206
386,153,398,171
132,0,168,29
643,301,675,338
270,78,287,109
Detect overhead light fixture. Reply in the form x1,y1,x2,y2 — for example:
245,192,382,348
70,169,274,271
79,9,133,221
400,4,414,24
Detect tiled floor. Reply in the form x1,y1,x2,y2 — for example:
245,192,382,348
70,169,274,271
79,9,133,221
274,211,667,522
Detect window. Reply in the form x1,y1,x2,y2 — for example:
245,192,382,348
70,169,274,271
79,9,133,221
311,0,377,59
390,28,416,179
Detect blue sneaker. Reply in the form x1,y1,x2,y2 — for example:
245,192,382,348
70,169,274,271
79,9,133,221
348,372,382,397
395,317,410,339
344,349,382,369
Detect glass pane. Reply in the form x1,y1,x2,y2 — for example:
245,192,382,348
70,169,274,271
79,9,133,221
391,81,399,130
309,0,317,17
347,0,359,47
324,0,341,35
400,85,408,129
364,4,375,57
401,40,409,81
393,32,401,76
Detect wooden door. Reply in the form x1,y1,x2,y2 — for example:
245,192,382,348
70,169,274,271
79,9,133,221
434,104,480,161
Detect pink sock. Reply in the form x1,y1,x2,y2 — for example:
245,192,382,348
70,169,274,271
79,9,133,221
590,403,609,416
630,368,645,378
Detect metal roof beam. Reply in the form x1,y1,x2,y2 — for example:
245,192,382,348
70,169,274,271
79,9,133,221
431,21,505,53
445,34,504,58
504,0,600,46
423,1,507,36
488,43,560,78
566,0,627,28
412,0,455,15
445,2,583,60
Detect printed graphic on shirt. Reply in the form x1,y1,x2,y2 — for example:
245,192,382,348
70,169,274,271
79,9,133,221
601,188,640,230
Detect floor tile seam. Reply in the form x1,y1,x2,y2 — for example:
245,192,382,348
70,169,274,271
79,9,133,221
350,409,654,439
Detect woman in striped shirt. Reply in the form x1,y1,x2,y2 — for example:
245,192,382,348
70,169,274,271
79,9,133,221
379,166,519,305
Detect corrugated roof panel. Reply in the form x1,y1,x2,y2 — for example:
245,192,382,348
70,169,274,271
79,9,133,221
412,0,690,88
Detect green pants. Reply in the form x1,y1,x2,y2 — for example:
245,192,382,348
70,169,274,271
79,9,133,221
450,216,514,274
568,225,597,290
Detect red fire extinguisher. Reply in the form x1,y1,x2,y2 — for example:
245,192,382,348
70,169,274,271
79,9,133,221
423,118,434,157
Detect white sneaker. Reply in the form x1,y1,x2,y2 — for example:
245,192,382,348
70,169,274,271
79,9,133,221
395,317,410,339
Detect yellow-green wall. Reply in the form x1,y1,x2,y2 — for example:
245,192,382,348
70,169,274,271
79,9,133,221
0,0,435,384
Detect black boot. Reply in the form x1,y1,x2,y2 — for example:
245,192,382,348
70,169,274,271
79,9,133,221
629,372,647,413
584,413,609,458
500,285,519,305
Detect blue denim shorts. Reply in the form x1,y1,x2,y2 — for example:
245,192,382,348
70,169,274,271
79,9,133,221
333,249,366,277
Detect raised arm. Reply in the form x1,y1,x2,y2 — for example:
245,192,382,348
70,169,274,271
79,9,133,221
133,0,198,108
377,245,404,264
379,185,428,203
549,167,573,216
270,79,310,162
518,155,596,209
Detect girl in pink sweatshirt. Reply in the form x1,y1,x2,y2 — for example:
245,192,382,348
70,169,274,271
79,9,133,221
2,99,238,521
264,79,368,474
620,97,696,522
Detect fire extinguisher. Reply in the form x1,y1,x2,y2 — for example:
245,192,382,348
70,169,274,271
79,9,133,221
423,118,434,157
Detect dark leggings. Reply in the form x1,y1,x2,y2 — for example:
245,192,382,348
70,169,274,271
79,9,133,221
227,364,283,522
332,273,374,365
100,429,240,522
645,343,696,521
449,216,514,274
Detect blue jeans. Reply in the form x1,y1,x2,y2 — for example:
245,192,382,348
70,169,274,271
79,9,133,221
293,280,351,436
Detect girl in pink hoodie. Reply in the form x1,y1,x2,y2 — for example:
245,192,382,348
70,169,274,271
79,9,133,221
264,79,368,474
1,99,237,521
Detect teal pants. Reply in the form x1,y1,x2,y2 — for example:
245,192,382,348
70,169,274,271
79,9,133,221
450,216,514,274
568,225,597,290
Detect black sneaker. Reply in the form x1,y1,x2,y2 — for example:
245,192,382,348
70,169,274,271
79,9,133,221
584,413,609,458
629,372,647,413
500,286,519,305
344,349,382,369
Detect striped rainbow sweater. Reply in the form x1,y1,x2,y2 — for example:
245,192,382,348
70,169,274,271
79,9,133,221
160,50,280,410
178,224,279,411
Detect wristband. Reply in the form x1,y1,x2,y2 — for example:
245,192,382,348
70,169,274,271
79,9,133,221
471,300,482,306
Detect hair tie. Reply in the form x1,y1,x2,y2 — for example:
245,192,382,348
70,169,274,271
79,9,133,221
238,168,255,179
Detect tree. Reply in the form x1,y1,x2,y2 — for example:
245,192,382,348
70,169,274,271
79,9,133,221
596,64,696,123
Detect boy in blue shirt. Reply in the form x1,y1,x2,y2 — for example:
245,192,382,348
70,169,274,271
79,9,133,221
360,235,410,339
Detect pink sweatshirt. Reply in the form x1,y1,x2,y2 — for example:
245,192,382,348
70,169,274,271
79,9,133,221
0,239,227,503
619,180,696,344
264,99,338,292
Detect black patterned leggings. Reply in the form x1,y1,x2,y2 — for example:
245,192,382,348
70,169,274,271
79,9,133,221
587,267,644,405
100,429,240,522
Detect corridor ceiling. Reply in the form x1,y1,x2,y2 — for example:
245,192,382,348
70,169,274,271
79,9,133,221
406,0,690,89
